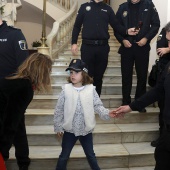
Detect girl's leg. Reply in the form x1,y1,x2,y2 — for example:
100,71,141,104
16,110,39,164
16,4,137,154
56,132,77,170
79,133,100,170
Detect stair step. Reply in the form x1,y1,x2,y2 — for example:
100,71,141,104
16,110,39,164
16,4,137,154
52,65,135,74
54,58,121,66
25,107,159,126
28,94,157,109
28,94,134,109
42,84,150,95
25,123,159,146
51,73,137,84
6,142,155,170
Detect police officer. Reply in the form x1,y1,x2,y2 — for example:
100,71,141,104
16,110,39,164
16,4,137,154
71,0,137,96
0,18,30,170
114,0,160,110
151,27,170,147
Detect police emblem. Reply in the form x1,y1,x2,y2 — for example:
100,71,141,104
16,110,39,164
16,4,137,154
123,11,128,17
86,6,91,11
18,40,28,50
157,34,162,41
153,7,157,12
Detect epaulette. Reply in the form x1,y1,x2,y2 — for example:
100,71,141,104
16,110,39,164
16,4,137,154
8,25,21,31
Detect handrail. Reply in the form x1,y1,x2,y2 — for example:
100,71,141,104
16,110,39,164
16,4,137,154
48,0,75,11
46,0,78,58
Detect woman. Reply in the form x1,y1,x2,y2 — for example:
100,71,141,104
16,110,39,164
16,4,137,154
0,52,53,167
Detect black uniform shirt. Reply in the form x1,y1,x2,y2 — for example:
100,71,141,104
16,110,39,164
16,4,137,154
72,0,127,44
0,21,29,79
129,61,170,124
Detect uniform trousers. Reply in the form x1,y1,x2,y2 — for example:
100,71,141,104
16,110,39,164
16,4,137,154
81,44,110,96
154,125,170,170
120,44,150,104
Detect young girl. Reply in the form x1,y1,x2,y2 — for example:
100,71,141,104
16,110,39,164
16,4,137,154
0,53,53,169
54,59,115,170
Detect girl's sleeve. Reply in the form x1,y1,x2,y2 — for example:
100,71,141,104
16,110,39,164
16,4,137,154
93,88,110,120
54,90,65,133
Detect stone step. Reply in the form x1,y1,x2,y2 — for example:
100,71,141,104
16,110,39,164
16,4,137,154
6,142,155,170
54,58,121,66
52,65,135,74
58,52,121,60
63,48,118,54
67,45,120,51
28,94,156,109
28,94,135,109
25,123,159,146
25,107,159,126
44,84,150,95
51,73,137,84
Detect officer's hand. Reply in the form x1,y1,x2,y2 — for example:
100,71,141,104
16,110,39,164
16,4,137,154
127,28,139,36
71,44,78,55
122,40,132,48
136,37,148,46
157,47,170,57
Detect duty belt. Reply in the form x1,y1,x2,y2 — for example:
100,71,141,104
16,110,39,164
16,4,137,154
82,39,108,46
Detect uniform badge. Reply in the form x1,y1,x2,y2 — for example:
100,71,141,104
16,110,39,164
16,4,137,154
153,7,157,12
157,34,162,41
18,40,28,50
86,6,91,11
123,11,128,17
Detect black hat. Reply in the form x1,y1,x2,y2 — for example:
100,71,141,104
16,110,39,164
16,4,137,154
65,59,88,73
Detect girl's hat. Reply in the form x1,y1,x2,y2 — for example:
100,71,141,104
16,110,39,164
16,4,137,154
65,59,88,73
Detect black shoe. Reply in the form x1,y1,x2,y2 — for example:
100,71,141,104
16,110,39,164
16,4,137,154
151,137,160,147
19,165,28,170
139,108,146,113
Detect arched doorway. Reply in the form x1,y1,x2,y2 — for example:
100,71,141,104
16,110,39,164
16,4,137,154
103,0,110,4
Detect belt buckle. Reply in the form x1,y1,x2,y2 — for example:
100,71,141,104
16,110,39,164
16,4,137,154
94,40,99,45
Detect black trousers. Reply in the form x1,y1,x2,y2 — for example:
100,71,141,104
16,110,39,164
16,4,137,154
13,115,30,167
0,115,30,168
120,44,150,104
81,44,110,96
154,126,170,170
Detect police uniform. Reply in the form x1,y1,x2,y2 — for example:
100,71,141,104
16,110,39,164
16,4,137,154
72,0,128,96
129,61,170,170
0,21,30,169
114,0,160,105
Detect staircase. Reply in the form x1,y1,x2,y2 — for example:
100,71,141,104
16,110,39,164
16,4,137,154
6,29,159,170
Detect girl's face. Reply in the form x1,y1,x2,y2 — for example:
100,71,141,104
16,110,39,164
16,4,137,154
70,70,83,87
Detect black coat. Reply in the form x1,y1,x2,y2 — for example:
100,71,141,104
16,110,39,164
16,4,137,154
130,61,170,124
114,0,160,52
0,78,33,145
72,1,127,44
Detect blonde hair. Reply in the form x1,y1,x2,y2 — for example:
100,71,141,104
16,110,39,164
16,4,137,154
7,53,53,92
67,71,93,85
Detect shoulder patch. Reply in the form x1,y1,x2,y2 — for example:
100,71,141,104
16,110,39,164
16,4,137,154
18,40,28,50
157,34,162,41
